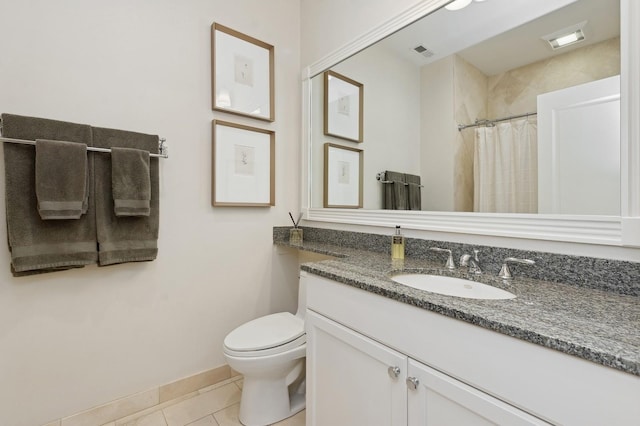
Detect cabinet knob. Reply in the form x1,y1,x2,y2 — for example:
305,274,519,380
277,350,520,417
406,376,419,390
387,366,401,379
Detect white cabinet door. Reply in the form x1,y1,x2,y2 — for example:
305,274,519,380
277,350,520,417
306,310,408,426
407,359,550,426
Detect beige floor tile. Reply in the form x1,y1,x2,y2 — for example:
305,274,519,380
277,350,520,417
271,410,305,426
162,383,240,426
186,415,217,426
115,392,198,426
212,404,242,426
42,421,61,426
121,410,167,426
213,404,305,426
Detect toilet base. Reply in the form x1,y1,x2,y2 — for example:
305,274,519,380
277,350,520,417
238,360,306,426
224,343,307,426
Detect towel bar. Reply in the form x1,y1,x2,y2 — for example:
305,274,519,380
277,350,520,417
378,180,423,188
375,172,423,188
0,135,168,158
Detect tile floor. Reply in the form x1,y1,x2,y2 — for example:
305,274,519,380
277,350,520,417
103,376,305,426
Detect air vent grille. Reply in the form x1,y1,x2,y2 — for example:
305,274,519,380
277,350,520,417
413,45,435,58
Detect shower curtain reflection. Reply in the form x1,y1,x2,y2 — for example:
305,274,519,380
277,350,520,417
473,118,538,213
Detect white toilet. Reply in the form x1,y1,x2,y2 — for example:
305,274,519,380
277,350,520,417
223,279,306,426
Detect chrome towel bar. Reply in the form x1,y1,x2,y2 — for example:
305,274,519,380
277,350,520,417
0,135,168,158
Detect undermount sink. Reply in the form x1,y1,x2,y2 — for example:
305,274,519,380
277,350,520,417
391,274,516,300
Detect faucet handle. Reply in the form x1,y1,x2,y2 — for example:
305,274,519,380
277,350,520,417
429,247,455,270
473,249,480,260
499,257,535,279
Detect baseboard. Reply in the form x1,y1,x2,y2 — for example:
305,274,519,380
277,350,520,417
43,364,234,426
158,364,233,403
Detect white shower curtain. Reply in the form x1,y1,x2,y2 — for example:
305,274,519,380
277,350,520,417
473,118,538,213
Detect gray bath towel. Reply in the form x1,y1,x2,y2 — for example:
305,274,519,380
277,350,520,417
35,139,88,219
383,171,407,210
405,173,422,211
2,113,97,275
93,127,159,266
111,147,151,217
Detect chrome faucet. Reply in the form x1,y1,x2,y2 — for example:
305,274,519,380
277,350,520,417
498,257,536,279
460,249,481,275
429,247,455,269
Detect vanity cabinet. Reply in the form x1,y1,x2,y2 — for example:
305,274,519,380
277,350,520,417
307,310,407,425
307,310,547,425
406,358,547,425
303,272,640,425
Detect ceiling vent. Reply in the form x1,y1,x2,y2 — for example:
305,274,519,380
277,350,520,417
413,44,435,58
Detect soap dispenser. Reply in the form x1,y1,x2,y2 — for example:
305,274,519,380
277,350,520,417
391,225,405,260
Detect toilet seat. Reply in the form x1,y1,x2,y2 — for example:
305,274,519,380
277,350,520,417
224,312,306,357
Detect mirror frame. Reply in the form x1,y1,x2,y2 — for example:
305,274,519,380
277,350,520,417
301,0,640,247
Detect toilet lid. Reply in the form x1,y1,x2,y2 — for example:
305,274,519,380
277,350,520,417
224,312,305,352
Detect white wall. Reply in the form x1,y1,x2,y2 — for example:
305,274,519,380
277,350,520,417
310,44,421,209
300,0,425,68
0,1,301,425
421,56,455,211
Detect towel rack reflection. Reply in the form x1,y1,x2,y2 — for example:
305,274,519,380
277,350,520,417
0,135,169,158
375,172,423,188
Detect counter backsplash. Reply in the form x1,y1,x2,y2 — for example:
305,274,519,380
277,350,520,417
273,226,640,297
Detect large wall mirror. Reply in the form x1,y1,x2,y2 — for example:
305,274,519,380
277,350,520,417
302,0,640,246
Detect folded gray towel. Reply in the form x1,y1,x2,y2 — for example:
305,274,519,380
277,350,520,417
35,139,88,219
93,127,159,266
111,147,151,217
405,173,422,211
383,171,407,210
1,113,97,275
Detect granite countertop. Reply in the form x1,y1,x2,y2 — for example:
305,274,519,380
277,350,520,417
276,240,640,377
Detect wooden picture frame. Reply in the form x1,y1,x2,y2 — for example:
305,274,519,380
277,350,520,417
324,143,363,208
211,23,275,122
324,70,363,142
212,120,275,207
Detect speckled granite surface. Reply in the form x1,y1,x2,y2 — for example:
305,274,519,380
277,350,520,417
274,226,640,296
274,227,640,376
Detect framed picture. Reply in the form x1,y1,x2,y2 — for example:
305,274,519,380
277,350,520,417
324,143,363,208
211,23,275,122
324,70,363,142
212,120,275,207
